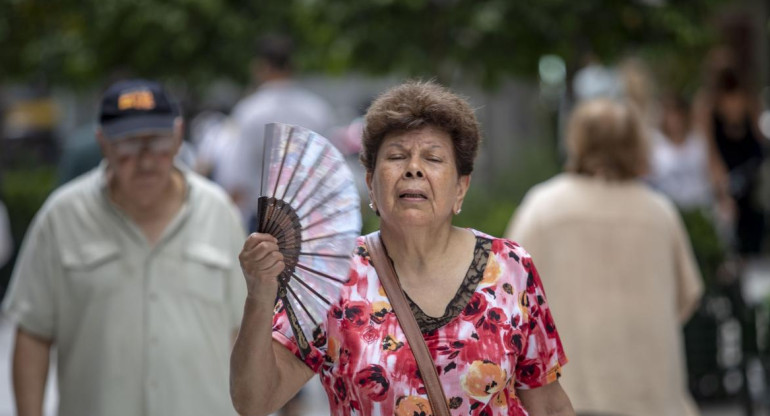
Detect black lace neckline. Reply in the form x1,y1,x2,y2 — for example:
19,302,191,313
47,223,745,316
403,236,491,333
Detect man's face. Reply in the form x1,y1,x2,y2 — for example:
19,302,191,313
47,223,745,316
98,120,182,204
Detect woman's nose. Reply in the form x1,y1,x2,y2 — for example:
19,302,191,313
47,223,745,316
404,158,424,178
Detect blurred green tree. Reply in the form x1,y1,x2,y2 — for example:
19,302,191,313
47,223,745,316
0,0,727,91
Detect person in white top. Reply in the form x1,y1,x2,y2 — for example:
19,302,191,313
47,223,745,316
649,95,713,210
219,34,336,229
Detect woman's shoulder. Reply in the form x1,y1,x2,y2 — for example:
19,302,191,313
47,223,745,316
467,229,541,300
468,228,533,267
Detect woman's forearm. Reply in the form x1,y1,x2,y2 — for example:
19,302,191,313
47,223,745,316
230,296,282,416
231,233,315,415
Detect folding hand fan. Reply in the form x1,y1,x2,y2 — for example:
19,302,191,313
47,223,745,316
258,122,362,359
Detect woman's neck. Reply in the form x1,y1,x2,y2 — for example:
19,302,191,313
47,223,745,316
379,224,471,281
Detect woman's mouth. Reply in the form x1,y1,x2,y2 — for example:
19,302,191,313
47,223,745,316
399,191,427,199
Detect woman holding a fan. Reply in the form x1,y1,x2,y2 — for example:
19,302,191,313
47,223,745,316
232,81,574,416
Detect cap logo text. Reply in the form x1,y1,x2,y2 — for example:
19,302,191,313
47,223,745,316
118,90,156,111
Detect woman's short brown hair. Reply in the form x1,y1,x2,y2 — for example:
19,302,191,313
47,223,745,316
565,98,649,180
360,80,481,176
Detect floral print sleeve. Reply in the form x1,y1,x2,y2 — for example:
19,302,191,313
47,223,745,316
511,241,568,389
272,298,329,372
271,230,568,415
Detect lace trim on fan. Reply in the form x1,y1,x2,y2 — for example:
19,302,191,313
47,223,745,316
405,236,491,333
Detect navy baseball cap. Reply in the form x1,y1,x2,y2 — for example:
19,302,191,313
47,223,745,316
99,79,180,140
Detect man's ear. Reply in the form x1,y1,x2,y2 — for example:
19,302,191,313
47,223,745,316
173,118,184,147
96,128,109,157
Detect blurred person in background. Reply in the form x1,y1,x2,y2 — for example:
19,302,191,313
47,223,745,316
231,80,574,416
2,79,246,416
219,33,336,231
191,110,239,183
648,94,714,211
694,61,766,257
505,98,703,416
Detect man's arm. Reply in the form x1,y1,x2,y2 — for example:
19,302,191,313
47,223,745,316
13,327,52,416
518,381,575,416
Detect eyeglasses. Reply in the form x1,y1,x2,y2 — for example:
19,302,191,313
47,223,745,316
111,135,176,157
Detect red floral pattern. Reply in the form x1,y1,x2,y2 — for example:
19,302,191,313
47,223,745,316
272,229,567,415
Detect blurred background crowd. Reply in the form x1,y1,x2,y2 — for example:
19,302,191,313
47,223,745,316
1,0,770,415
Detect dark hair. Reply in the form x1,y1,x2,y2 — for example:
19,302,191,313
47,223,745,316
714,67,742,94
360,80,481,176
256,34,294,71
565,98,648,180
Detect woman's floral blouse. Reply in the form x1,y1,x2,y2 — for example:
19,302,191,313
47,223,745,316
272,229,567,416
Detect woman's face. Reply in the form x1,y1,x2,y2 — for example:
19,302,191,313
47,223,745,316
366,125,470,229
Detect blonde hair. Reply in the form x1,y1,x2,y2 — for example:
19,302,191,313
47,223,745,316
565,98,649,180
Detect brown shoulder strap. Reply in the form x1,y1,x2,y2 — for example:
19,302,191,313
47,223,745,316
365,232,451,416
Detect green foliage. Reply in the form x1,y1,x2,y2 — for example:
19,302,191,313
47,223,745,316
0,0,728,91
361,207,379,235
679,208,726,289
453,190,517,238
2,167,56,243
0,167,56,294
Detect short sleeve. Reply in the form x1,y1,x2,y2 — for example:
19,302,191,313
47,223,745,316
271,300,327,373
1,211,58,339
513,250,568,390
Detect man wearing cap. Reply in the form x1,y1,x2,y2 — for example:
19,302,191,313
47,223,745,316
2,79,246,416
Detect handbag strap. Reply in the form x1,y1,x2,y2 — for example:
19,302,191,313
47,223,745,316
365,232,451,416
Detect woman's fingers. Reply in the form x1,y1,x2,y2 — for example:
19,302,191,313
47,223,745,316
239,233,285,279
242,232,278,253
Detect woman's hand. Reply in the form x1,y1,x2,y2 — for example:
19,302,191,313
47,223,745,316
232,233,313,416
238,232,284,304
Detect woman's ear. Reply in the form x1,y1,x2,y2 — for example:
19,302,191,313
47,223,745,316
365,170,373,192
365,170,380,216
455,174,471,213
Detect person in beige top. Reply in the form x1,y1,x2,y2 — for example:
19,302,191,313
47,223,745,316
506,98,703,416
2,79,246,416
